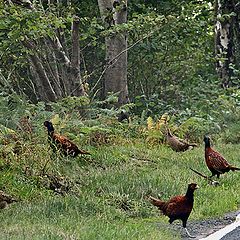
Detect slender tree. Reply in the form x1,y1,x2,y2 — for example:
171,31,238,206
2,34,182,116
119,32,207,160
2,0,86,102
98,0,129,105
214,0,237,88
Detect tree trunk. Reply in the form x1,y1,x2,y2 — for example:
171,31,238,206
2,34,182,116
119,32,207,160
43,38,63,98
98,0,129,106
70,16,86,96
43,16,86,97
214,0,235,88
233,2,240,75
8,0,86,101
29,64,47,101
23,40,57,102
48,36,70,95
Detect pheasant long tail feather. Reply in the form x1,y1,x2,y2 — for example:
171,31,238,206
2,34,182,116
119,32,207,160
78,149,91,155
190,167,208,179
230,165,240,171
148,196,165,210
189,143,197,147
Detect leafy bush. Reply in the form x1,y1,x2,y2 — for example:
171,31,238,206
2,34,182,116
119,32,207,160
220,123,240,144
177,117,214,142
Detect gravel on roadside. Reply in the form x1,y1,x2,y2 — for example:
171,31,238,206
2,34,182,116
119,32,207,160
157,210,240,240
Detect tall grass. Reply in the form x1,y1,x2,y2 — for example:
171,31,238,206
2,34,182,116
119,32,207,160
0,122,240,239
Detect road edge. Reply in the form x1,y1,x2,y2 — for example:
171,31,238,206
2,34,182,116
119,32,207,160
199,213,240,240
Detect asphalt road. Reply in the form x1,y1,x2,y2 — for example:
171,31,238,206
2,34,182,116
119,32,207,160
154,210,240,239
180,210,240,240
221,226,240,240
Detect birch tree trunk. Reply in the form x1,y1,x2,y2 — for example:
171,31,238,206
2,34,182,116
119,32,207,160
214,0,235,88
233,2,240,75
98,0,129,106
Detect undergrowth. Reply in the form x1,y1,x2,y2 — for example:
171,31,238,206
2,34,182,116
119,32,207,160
0,94,240,239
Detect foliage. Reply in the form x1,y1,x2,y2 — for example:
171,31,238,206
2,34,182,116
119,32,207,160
0,0,222,105
0,111,240,239
128,1,215,104
0,91,239,238
50,96,90,115
177,117,213,142
143,113,169,144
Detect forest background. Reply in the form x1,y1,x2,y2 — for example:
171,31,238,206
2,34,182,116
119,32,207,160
0,1,240,239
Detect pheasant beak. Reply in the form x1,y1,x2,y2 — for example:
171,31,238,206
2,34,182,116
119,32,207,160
195,184,199,189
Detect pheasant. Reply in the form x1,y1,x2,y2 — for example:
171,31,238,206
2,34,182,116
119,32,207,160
166,128,197,152
44,121,90,157
118,110,130,123
148,183,199,238
204,136,240,178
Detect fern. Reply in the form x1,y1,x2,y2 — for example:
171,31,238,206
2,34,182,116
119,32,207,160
147,116,154,130
144,114,168,144
156,113,169,130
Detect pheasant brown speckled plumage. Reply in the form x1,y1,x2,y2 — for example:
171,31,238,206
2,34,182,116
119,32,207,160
204,136,240,178
166,128,197,152
148,183,199,238
44,121,90,157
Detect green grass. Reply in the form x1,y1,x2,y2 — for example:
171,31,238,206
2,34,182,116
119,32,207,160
0,136,240,239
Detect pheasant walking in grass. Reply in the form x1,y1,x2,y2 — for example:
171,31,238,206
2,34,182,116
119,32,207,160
166,128,197,152
148,183,199,238
204,136,240,178
44,121,90,157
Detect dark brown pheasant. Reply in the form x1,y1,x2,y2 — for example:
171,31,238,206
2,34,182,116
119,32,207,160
204,136,240,178
166,128,197,152
0,190,17,209
44,121,90,157
148,183,199,238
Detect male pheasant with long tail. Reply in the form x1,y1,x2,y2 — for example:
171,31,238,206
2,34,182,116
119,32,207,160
44,121,90,157
204,136,240,178
148,183,199,238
